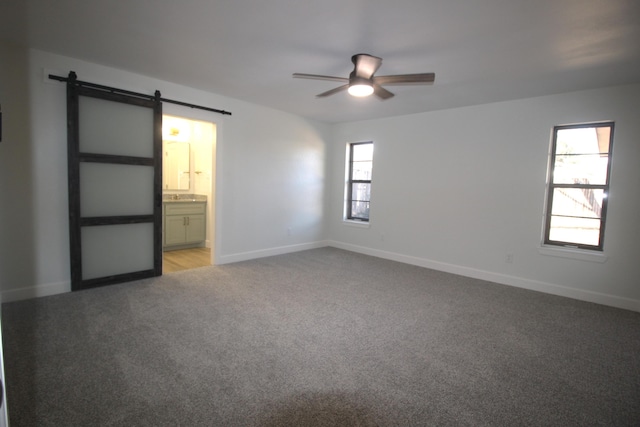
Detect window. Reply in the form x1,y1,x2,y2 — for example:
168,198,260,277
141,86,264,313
544,122,614,251
346,142,373,221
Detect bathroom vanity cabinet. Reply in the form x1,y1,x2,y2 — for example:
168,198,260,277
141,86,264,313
163,202,206,248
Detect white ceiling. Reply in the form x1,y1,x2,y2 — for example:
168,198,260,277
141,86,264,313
2,0,640,123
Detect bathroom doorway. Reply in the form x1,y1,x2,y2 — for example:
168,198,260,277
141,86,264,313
161,115,217,273
163,247,210,273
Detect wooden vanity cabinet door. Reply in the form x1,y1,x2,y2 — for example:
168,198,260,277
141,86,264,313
165,215,187,246
185,214,205,243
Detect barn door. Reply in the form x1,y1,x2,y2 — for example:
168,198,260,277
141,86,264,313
67,73,162,291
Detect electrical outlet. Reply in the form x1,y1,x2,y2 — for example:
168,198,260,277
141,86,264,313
506,253,514,264
287,227,292,236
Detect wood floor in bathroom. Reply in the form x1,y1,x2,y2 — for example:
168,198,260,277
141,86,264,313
163,248,211,273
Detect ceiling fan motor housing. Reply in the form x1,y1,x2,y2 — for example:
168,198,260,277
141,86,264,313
349,72,373,87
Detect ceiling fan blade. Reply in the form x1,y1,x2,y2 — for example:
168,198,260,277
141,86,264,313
316,84,349,98
352,54,382,79
373,84,394,100
292,73,349,83
373,73,435,85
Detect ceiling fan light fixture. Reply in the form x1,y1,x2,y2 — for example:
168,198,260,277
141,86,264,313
348,76,374,97
348,84,374,97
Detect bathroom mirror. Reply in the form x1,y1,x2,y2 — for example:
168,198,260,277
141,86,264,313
163,141,190,190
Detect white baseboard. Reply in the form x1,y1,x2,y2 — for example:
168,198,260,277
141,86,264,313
0,242,330,303
216,240,330,265
327,241,640,312
1,280,70,303
3,242,638,313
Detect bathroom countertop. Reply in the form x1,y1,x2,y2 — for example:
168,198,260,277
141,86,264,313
162,194,207,203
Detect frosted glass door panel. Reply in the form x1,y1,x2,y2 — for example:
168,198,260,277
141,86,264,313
82,224,154,280
80,163,154,217
79,96,154,158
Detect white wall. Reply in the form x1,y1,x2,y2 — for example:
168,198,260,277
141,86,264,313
328,84,640,311
2,44,638,311
214,98,328,262
0,48,330,301
0,41,35,299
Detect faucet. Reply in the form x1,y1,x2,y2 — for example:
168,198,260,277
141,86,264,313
172,194,180,200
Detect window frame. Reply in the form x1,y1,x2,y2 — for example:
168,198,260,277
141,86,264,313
346,141,373,222
543,121,614,251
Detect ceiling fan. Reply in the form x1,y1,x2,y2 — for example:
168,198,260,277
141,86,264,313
293,53,435,100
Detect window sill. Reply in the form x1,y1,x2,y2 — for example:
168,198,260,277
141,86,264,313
342,219,371,229
538,246,608,263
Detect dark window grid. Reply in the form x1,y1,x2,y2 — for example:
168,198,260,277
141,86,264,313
349,201,370,220
547,184,607,237
545,216,607,249
347,179,372,219
553,184,605,217
544,122,614,251
347,142,373,221
554,153,610,156
545,188,610,250
551,214,603,221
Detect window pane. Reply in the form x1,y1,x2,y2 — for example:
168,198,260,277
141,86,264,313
352,183,371,202
351,201,370,219
556,127,609,155
551,188,603,218
352,161,372,180
346,142,373,222
352,143,373,161
548,216,601,246
553,154,609,185
545,123,612,251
